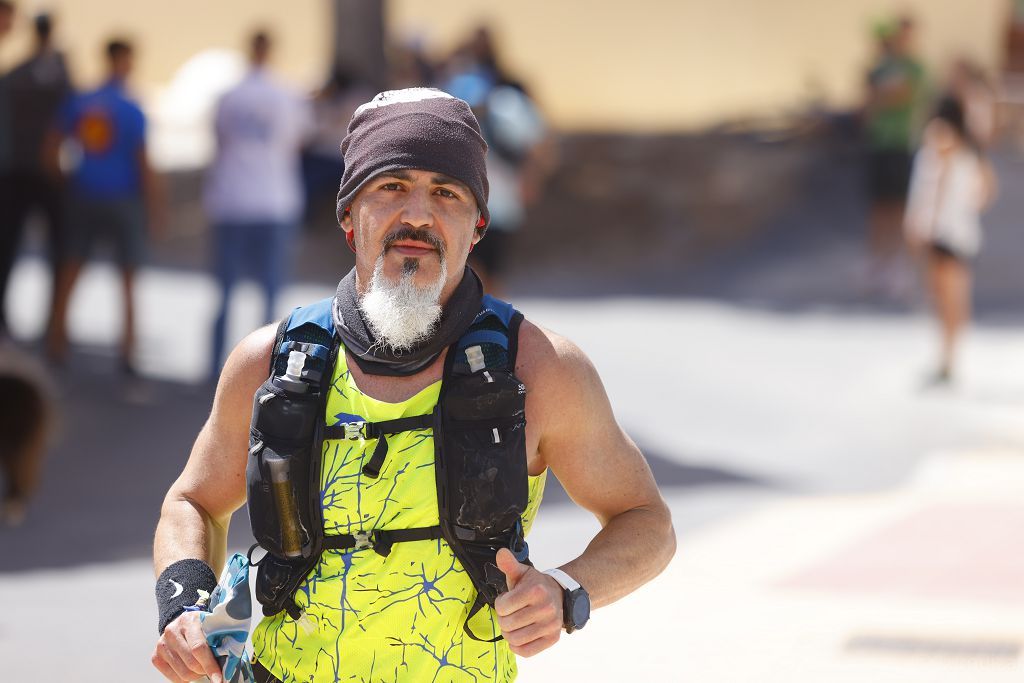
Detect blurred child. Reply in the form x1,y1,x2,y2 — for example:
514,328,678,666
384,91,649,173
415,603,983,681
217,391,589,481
904,96,997,384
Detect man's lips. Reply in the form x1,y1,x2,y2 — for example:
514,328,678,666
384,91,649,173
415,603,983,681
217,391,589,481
388,240,436,256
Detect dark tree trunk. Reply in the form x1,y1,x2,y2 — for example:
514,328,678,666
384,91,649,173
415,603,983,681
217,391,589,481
332,0,387,91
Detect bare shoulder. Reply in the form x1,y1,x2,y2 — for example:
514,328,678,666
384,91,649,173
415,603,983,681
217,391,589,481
166,324,279,522
514,318,607,442
515,318,596,388
210,324,278,423
227,324,277,381
513,319,661,522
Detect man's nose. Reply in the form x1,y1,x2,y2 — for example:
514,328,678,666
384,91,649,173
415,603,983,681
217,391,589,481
399,186,434,229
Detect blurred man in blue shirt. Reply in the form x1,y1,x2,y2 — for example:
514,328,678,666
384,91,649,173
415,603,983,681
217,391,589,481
45,38,163,372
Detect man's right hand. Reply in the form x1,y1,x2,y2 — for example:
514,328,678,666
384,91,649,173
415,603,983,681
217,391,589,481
151,611,223,683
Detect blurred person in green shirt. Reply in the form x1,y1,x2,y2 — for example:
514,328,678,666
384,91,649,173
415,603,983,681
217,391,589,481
863,16,926,299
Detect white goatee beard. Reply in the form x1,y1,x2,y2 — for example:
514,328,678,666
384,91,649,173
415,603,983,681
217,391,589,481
359,256,447,354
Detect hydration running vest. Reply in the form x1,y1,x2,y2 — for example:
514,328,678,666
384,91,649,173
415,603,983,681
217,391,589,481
246,295,535,645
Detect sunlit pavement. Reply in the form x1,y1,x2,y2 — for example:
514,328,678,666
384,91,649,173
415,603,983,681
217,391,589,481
519,450,1024,683
2,257,1023,681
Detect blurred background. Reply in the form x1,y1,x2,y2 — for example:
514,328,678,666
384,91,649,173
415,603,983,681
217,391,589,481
1,0,1023,681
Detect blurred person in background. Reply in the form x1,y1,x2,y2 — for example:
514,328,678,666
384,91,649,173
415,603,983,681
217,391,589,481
44,38,163,372
0,8,55,521
904,96,996,385
439,26,502,104
442,26,555,294
0,0,41,511
204,30,311,379
459,26,502,86
862,16,926,299
0,0,16,334
0,12,72,340
387,36,436,90
0,0,12,42
470,84,552,294
301,66,372,222
0,0,15,149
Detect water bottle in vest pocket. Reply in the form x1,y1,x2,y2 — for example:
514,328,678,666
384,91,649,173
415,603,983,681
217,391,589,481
247,361,321,560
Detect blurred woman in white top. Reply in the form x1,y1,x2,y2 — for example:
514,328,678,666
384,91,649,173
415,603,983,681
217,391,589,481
904,96,997,384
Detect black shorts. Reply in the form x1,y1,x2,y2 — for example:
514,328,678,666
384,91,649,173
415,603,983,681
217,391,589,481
929,240,968,263
866,149,912,202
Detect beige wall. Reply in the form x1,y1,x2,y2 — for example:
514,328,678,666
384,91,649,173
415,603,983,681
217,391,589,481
0,0,1010,131
0,0,333,97
388,0,1010,131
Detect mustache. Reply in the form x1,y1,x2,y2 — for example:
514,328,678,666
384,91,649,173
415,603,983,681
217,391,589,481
382,228,446,259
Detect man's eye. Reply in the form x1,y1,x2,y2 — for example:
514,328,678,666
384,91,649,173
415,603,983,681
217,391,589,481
381,182,402,191
436,188,457,199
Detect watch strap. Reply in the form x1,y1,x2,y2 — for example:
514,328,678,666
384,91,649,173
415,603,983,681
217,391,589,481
543,568,582,592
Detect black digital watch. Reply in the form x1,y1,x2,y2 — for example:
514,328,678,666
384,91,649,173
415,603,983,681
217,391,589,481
543,568,591,633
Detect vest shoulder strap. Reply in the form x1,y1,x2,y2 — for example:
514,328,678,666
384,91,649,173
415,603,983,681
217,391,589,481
451,294,524,374
271,297,337,379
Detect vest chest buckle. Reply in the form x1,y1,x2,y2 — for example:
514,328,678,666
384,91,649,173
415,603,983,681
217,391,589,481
341,421,367,440
353,530,373,551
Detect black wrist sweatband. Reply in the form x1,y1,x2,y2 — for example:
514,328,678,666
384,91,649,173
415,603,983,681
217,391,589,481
156,558,218,634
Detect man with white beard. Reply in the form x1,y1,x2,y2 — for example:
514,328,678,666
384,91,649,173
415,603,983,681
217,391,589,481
151,88,674,683
360,231,448,354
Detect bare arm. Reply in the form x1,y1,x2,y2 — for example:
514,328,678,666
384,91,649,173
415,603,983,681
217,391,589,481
151,325,275,681
40,128,63,183
152,324,276,576
494,322,675,656
529,327,675,605
137,145,167,240
978,157,998,211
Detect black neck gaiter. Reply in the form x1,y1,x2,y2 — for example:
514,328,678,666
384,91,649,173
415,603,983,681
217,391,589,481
332,267,484,377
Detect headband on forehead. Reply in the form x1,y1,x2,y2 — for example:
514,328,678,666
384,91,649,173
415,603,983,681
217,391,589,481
336,88,490,230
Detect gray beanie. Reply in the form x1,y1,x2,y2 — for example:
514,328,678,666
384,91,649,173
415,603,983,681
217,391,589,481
336,88,489,229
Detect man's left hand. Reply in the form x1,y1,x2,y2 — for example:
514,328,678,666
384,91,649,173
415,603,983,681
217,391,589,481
493,548,564,657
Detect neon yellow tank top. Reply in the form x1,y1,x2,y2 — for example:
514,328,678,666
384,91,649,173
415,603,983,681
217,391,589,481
252,346,547,682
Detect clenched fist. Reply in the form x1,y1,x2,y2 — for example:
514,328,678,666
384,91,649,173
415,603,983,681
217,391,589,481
493,548,564,657
151,610,223,683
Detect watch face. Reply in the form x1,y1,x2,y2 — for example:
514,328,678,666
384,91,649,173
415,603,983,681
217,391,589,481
570,590,591,628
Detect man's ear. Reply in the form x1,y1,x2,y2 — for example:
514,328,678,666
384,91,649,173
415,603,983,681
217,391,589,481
473,213,486,243
340,207,357,253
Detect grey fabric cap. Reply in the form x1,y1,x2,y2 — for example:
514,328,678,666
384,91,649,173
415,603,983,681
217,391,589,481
335,88,489,229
